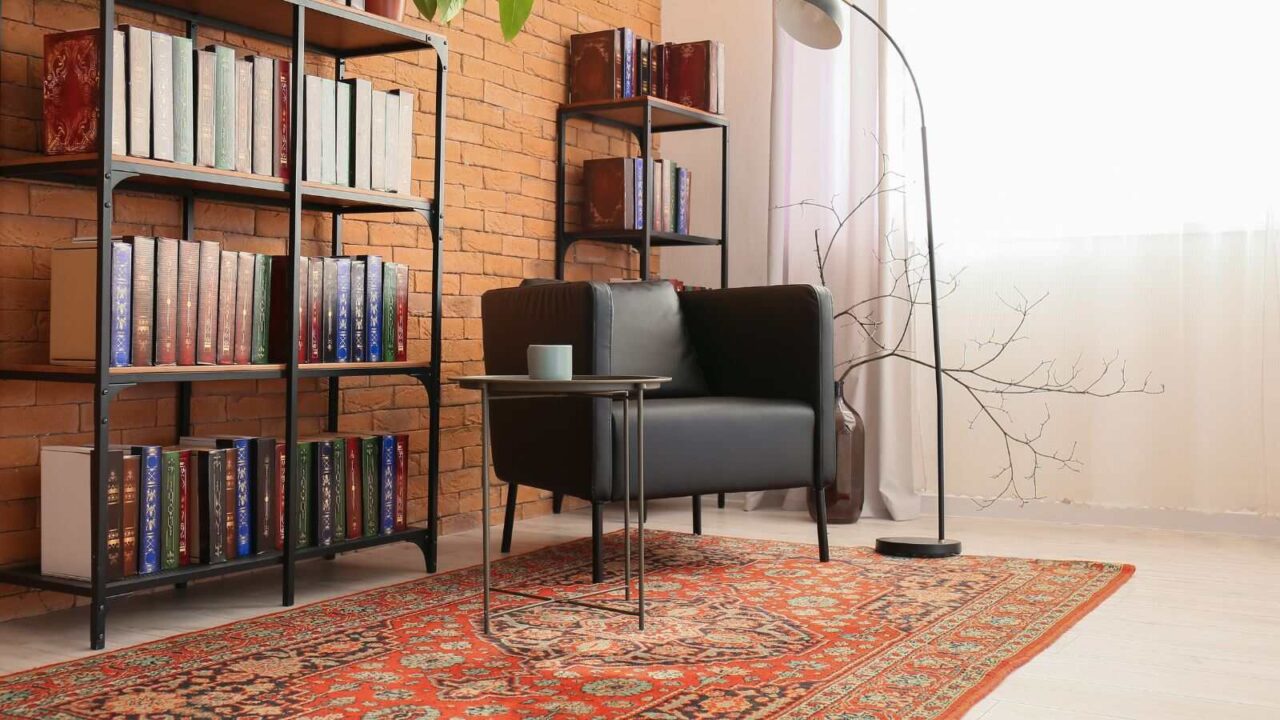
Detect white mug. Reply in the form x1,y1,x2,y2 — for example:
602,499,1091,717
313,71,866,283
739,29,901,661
527,344,572,381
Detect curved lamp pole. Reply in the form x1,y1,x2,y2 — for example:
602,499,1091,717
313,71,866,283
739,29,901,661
776,0,960,558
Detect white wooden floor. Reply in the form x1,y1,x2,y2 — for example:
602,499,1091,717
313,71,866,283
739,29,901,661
2,499,1278,719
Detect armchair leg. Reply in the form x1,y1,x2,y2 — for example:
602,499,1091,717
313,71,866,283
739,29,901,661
815,486,831,562
501,482,518,554
591,501,605,583
717,492,726,509
553,492,564,514
692,495,703,535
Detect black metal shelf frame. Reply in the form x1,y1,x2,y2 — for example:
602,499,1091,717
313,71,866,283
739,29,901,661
0,0,448,649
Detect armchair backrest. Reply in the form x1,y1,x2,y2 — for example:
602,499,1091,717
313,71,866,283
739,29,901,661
606,282,708,398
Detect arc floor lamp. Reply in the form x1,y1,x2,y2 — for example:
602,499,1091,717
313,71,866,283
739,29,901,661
775,0,961,558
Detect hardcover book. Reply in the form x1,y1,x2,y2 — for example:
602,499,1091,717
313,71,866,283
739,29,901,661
653,159,664,232
358,255,383,361
620,28,636,98
151,31,175,162
123,26,151,158
233,252,255,365
569,30,620,103
130,445,162,574
217,250,238,364
42,29,126,155
331,437,346,543
224,446,238,560
128,237,155,367
173,35,194,165
394,91,414,194
314,439,335,547
322,258,338,362
160,449,182,571
122,454,139,576
106,450,124,580
395,434,408,530
154,237,179,365
394,263,408,361
194,448,227,564
109,241,131,367
667,40,713,112
274,442,287,551
212,438,252,557
335,258,351,363
252,56,275,176
268,256,303,363
351,259,366,362
196,240,220,365
379,435,395,534
652,42,666,99
276,59,291,179
253,437,276,553
638,37,652,96
211,45,237,171
235,58,252,173
177,449,191,566
195,47,216,167
370,89,387,191
634,157,645,230
345,437,362,539
360,437,379,537
296,441,313,548
251,254,272,364
381,261,397,362
322,77,338,185
383,91,399,193
336,80,352,187
348,78,373,190
308,257,324,363
176,239,200,366
304,75,323,182
583,157,635,231
678,167,692,234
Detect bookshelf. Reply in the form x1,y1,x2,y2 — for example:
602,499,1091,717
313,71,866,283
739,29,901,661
0,0,448,650
555,95,729,284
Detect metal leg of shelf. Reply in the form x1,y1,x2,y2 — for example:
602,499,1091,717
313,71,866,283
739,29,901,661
282,2,306,609
426,48,448,576
639,105,652,281
555,111,567,280
721,124,729,289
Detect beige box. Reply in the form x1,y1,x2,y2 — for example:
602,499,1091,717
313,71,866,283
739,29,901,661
40,446,94,580
49,239,103,365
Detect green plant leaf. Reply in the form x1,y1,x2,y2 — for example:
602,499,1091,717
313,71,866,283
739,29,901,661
412,0,438,21
498,0,534,41
439,0,466,23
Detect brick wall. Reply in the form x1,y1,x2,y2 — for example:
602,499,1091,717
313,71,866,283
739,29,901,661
0,0,660,621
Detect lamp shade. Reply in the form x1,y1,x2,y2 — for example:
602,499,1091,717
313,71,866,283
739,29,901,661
775,0,846,49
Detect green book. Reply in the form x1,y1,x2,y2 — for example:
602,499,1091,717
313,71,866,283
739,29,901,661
295,441,313,548
360,436,379,537
332,437,346,543
211,45,237,170
381,262,397,362
160,449,182,570
172,35,194,165
251,254,271,364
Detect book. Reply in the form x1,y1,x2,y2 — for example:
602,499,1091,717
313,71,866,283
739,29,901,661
383,90,399,193
296,441,313,548
252,57,275,176
123,26,151,158
348,78,373,190
371,89,387,191
233,251,255,365
217,250,238,364
269,256,303,363
331,437,346,543
177,449,191,566
344,437,362,539
160,449,182,571
652,42,666,99
122,454,139,576
394,263,408,361
224,446,238,560
637,37,651,96
151,31,174,162
620,28,635,98
273,442,287,551
667,41,713,112
381,261,397,362
42,29,126,155
128,237,155,367
194,448,227,564
176,239,200,366
351,259,366,362
666,160,677,232
336,80,351,187
106,450,124,580
154,238,179,365
379,435,395,534
583,157,635,231
360,437,379,537
195,47,216,167
304,75,323,182
217,438,252,557
394,90,414,194
322,258,338,362
109,241,131,367
276,59,291,180
235,58,252,173
307,257,324,363
252,437,276,553
251,254,272,364
196,240,220,365
335,257,352,363
314,439,335,547
568,30,619,103
634,157,645,230
129,445,163,574
322,77,338,185
173,35,194,165
395,434,408,530
713,40,725,113
653,159,664,232
211,45,237,170
677,167,692,234
358,255,383,362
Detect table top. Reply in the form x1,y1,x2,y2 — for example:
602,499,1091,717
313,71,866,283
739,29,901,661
454,375,670,393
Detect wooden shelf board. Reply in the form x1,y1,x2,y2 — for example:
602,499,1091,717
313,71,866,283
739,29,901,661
560,96,727,132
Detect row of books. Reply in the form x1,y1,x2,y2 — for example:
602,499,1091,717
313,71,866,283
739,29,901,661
569,29,725,114
42,27,415,193
39,434,410,581
290,255,410,364
583,157,691,234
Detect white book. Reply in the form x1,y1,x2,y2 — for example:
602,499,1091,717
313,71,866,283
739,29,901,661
194,48,216,167
123,26,151,158
394,90,414,195
349,78,372,190
321,77,337,185
383,90,398,193
112,30,126,156
336,80,351,187
172,35,194,165
305,75,324,182
150,32,174,161
251,57,274,176
370,89,387,191
235,59,252,173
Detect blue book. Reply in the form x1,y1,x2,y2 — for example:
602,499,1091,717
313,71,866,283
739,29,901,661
362,255,383,361
633,158,645,231
110,241,132,367
379,435,396,535
677,168,691,234
129,445,162,574
620,28,635,98
215,438,252,557
335,258,351,363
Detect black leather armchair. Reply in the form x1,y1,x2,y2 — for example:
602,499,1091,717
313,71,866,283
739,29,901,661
481,281,835,581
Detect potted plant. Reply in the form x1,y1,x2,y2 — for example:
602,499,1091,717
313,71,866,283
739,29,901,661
374,0,532,40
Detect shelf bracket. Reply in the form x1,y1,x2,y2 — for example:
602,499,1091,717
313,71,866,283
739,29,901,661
105,169,140,193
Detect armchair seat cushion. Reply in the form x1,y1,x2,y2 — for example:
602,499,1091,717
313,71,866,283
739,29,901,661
609,397,815,501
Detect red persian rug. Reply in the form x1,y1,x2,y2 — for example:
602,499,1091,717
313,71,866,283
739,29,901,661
0,531,1131,719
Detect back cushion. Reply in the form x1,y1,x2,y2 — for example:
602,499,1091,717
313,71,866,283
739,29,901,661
608,282,708,397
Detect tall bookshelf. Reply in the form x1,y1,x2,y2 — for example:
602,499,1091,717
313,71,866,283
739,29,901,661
0,0,448,649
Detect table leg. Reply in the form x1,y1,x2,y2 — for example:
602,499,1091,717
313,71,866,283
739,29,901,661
623,393,631,601
481,384,491,635
637,385,646,631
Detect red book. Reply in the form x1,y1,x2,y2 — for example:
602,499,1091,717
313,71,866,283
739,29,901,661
394,434,408,531
277,59,291,180
394,263,408,361
43,29,107,155
666,41,712,112
196,241,220,365
307,258,323,363
154,238,179,365
177,449,191,565
568,30,621,103
233,252,254,365
274,442,287,551
345,437,362,539
268,256,304,363
176,240,201,366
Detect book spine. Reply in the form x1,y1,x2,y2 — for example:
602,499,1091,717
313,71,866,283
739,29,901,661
305,75,323,182
231,439,251,557
114,31,128,155
715,40,725,113
125,26,151,158
195,49,216,167
322,77,337,185
217,250,238,364
297,262,308,362
383,91,399,193
364,256,383,361
153,238,178,366
213,46,237,171
678,168,691,234
395,263,408,361
110,241,132,367
172,36,194,165
296,441,312,548
346,438,362,539
268,256,299,364
634,158,645,231
185,452,202,564
129,237,155,366
350,260,366,362
251,254,271,364
371,90,387,191
274,442,287,551
395,91,414,195
200,449,226,564
379,435,395,534
308,258,323,363
336,80,351,187
653,159,663,232
255,438,275,553
235,58,252,173
638,37,650,96
252,57,274,176
621,28,635,98
361,437,378,537
160,450,181,571
381,262,397,362
234,252,255,365
224,447,238,560
336,258,351,363
178,450,190,565
151,32,174,162
176,240,200,366
276,59,291,180
106,451,124,580
351,0,366,9
122,455,139,576
322,258,338,362
196,240,220,365
394,434,408,531
138,446,161,573
331,438,346,543
315,441,335,547
351,79,373,190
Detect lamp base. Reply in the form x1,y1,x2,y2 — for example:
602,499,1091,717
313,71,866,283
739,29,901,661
875,537,962,559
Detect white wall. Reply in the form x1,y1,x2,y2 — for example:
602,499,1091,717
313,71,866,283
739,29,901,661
659,0,773,288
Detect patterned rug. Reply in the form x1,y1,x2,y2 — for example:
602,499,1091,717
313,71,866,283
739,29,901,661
0,531,1131,719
